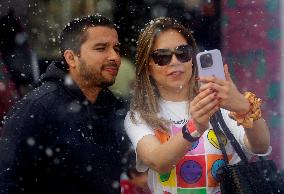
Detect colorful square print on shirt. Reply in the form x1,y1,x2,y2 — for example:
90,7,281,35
207,154,226,187
158,168,177,187
171,125,205,155
177,187,206,194
206,129,228,151
176,155,206,188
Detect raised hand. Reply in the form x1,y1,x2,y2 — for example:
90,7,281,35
198,64,250,114
189,88,219,133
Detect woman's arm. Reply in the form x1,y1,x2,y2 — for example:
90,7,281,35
243,118,270,154
136,132,190,174
199,64,270,154
130,88,219,174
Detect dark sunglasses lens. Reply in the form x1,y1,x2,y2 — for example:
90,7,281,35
152,45,192,66
152,50,172,66
176,45,192,62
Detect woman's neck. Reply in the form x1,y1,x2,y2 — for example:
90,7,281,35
158,85,190,102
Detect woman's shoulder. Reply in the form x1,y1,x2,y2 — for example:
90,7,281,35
125,110,148,128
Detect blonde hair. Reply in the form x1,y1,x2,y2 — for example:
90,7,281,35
130,17,199,131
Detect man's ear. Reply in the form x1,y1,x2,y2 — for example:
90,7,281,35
63,50,77,69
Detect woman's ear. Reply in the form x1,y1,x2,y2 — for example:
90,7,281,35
63,50,77,69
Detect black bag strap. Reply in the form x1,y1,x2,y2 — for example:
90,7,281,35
209,114,229,164
214,110,249,164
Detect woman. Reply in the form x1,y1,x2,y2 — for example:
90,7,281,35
124,17,271,194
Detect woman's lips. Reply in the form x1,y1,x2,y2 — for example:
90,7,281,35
167,70,184,77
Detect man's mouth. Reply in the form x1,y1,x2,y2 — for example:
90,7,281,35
104,65,118,76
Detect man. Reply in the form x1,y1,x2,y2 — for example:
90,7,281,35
0,15,125,194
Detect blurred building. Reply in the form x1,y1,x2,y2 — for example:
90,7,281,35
221,0,281,168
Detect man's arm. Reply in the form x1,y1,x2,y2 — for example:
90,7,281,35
0,99,46,193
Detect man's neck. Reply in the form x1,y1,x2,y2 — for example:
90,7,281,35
80,87,102,103
70,73,102,103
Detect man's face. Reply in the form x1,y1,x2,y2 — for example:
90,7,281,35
76,26,121,88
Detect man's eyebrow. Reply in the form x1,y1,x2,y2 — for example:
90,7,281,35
93,42,108,47
92,42,121,47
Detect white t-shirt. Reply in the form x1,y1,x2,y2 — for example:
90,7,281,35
124,99,270,194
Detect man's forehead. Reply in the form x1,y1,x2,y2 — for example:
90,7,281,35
86,26,117,35
85,26,119,43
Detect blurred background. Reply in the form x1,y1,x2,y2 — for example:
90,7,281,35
0,0,283,189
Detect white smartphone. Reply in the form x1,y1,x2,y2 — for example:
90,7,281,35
196,49,225,80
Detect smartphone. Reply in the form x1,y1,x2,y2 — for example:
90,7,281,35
196,49,225,80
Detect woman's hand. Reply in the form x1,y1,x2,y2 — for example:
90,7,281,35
198,64,250,114
189,88,219,133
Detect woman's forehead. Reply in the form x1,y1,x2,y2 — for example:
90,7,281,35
152,29,187,50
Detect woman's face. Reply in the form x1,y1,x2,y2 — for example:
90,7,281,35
148,29,193,97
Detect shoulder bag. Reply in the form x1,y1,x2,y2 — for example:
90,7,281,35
210,110,284,194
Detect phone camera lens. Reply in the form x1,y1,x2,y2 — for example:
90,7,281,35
200,53,213,68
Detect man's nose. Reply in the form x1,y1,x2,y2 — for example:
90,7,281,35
108,48,121,63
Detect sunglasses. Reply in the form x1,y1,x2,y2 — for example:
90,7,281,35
150,44,193,66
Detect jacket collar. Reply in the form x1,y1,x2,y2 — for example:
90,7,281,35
40,61,118,107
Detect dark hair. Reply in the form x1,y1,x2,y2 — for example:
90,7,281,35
59,14,115,71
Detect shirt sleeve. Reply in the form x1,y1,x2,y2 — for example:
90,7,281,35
124,111,155,172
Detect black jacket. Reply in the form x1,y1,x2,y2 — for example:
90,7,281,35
0,62,126,194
